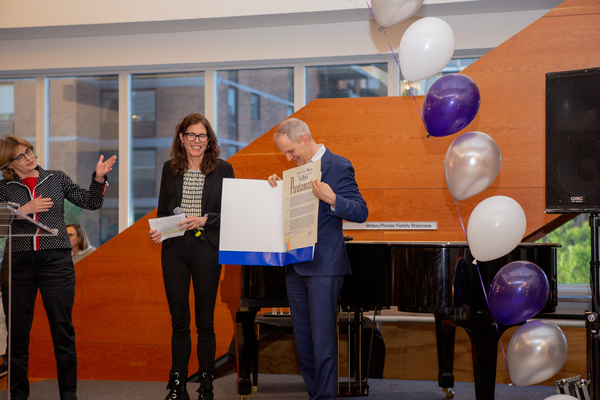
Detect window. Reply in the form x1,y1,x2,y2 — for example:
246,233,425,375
538,214,590,285
401,57,478,96
227,86,238,144
48,75,120,246
0,79,36,142
130,71,205,223
0,85,14,121
537,214,592,312
305,63,388,102
132,89,156,123
251,93,260,120
216,67,294,159
132,148,157,221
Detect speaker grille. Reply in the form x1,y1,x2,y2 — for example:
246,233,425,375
546,67,600,214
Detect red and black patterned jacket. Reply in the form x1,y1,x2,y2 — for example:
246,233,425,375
0,166,107,252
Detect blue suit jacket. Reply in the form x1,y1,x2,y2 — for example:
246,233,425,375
291,149,368,277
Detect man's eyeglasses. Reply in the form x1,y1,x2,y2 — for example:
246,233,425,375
185,133,209,143
10,146,34,163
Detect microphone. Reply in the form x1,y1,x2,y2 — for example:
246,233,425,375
173,207,204,240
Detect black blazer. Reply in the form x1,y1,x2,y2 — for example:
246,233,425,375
157,159,235,249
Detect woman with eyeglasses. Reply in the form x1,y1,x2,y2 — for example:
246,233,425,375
0,135,116,400
148,113,234,400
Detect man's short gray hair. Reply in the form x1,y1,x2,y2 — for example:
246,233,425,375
274,117,312,143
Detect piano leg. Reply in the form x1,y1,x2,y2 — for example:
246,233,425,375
252,322,259,392
460,322,505,400
236,308,259,397
435,316,455,399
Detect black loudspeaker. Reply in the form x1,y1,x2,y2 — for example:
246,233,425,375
546,67,600,213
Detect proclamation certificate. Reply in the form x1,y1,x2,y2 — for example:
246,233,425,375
219,161,321,266
282,159,321,251
219,177,316,266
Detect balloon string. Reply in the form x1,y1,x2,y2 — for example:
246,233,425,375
455,201,468,242
496,322,509,370
406,81,425,123
365,0,425,125
458,201,509,371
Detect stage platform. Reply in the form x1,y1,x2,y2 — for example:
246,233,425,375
0,373,557,399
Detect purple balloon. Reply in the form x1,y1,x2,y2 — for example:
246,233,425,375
422,73,481,137
488,261,550,326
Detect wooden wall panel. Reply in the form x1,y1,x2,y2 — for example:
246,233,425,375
379,187,557,242
29,212,236,381
26,0,600,385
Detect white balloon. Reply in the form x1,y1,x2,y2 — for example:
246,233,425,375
467,196,526,262
371,0,424,28
399,17,455,82
545,395,578,400
508,321,568,387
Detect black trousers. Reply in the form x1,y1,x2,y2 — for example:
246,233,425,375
1,249,77,400
161,231,221,375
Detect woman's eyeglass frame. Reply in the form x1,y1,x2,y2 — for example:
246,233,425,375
10,146,35,163
184,133,209,143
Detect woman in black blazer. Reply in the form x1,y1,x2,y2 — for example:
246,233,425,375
149,113,234,400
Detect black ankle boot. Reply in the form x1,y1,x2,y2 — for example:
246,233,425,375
197,370,214,400
165,370,190,400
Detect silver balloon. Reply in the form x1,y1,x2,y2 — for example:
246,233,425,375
444,131,501,201
507,320,568,386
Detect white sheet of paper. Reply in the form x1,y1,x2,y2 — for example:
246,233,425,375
220,178,285,252
148,214,186,242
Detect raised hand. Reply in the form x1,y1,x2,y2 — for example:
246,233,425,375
95,155,117,183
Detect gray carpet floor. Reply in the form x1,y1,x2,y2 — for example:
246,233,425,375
0,373,559,399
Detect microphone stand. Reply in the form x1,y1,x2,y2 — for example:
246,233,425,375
587,213,600,400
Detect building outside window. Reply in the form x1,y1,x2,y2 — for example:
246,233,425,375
130,71,205,223
227,85,238,157
251,93,260,120
0,79,36,143
47,76,119,246
400,57,478,96
305,63,388,102
216,67,294,159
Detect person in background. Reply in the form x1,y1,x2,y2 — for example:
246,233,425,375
148,113,234,400
0,288,6,379
0,135,116,400
267,117,368,400
66,223,96,263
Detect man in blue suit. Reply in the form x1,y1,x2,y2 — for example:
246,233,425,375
268,117,368,400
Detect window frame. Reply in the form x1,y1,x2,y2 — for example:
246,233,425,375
0,53,491,235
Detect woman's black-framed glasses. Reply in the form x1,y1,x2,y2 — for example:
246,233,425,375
185,133,209,143
10,146,34,163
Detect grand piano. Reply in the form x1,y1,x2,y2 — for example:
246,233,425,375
236,241,559,400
